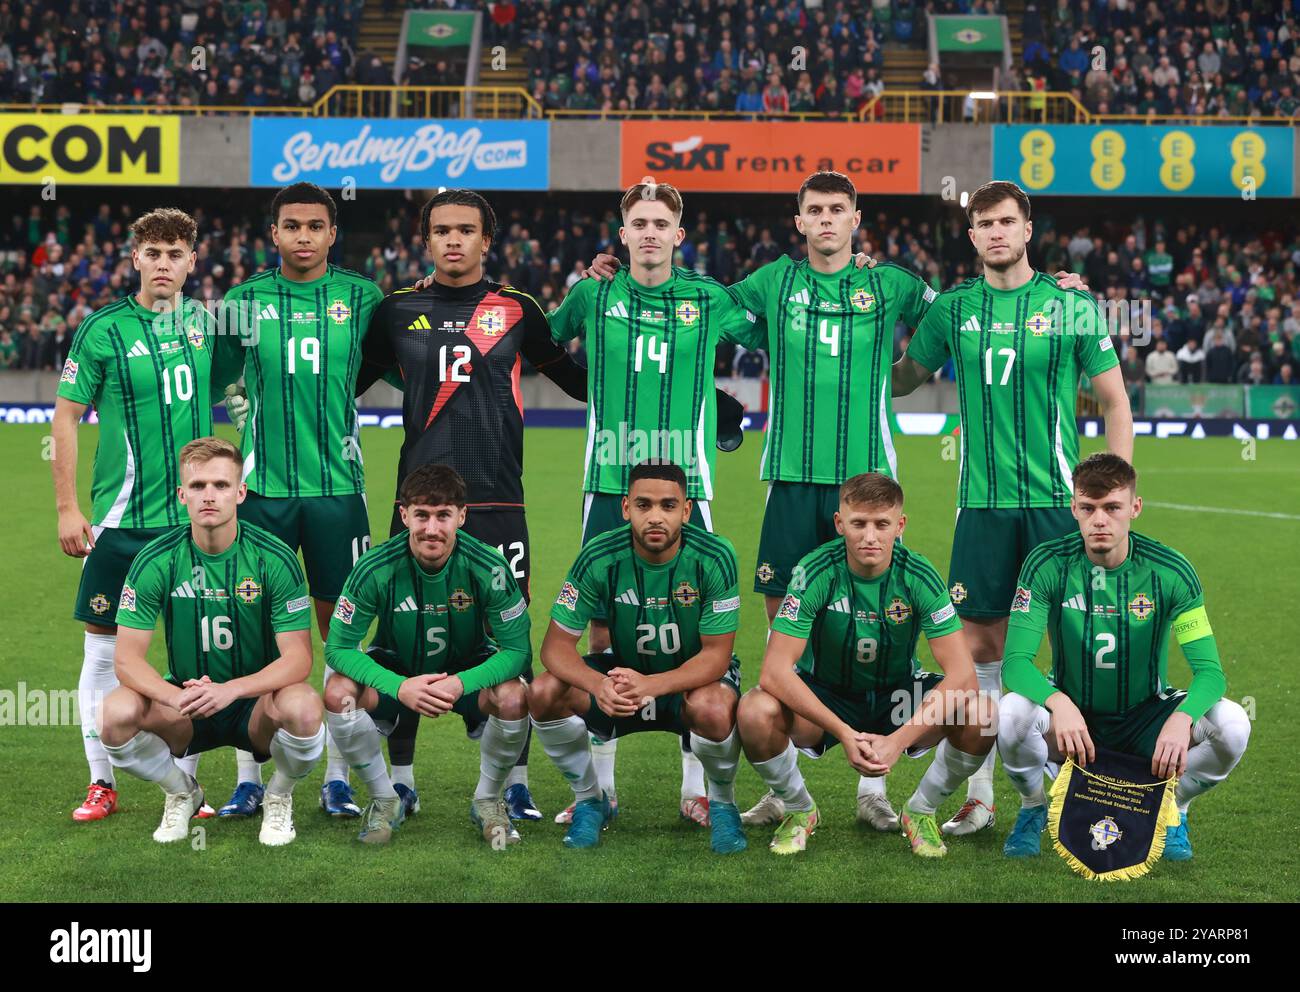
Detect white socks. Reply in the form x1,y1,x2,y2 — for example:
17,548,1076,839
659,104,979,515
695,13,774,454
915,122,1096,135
857,773,886,799
532,715,600,802
103,731,191,795
475,716,528,801
323,666,350,783
965,659,1002,805
234,748,263,786
997,692,1051,808
908,740,988,815
681,740,706,800
325,709,396,799
751,741,814,812
79,631,118,787
1175,699,1251,812
391,764,415,791
267,726,324,796
591,735,617,793
689,728,740,805
174,753,201,779
505,764,528,788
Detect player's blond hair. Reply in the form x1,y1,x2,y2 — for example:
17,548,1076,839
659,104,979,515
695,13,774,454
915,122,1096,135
179,436,241,475
131,207,198,249
620,181,683,222
840,472,904,510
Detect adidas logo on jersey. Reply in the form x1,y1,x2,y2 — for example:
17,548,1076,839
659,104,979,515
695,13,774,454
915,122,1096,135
788,288,812,305
393,595,419,613
258,304,279,320
407,314,432,331
127,340,149,358
827,596,851,614
605,300,630,318
1061,594,1086,611
961,315,982,334
171,581,197,598
613,588,640,606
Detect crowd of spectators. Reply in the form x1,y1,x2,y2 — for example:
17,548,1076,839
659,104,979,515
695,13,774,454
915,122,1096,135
4,193,1297,402
0,0,380,109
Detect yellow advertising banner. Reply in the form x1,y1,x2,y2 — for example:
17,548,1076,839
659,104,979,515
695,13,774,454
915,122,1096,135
0,114,180,185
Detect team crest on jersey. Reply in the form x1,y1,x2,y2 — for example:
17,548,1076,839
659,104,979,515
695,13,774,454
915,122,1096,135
885,598,912,624
776,594,801,622
186,321,206,349
756,562,775,584
1026,311,1053,336
850,289,876,312
949,582,967,604
477,307,506,336
60,358,79,384
675,300,700,325
1011,586,1033,613
557,581,579,610
117,586,135,612
450,588,474,611
235,577,261,605
333,596,356,624
327,299,352,324
1128,593,1155,620
673,580,699,608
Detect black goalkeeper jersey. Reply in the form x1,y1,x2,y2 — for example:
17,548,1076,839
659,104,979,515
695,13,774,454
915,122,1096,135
357,278,586,509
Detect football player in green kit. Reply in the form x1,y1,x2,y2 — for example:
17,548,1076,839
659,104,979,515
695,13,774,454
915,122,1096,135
322,463,533,848
737,473,994,857
888,180,1134,837
98,438,324,846
528,460,747,854
216,182,384,821
998,453,1249,861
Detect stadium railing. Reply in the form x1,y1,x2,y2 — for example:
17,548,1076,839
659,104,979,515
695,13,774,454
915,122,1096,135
856,91,1299,126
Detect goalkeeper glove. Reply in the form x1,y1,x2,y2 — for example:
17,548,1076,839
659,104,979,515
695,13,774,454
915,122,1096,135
224,384,250,432
714,387,745,452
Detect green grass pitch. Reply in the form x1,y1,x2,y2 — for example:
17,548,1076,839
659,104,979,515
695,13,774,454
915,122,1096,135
0,423,1295,901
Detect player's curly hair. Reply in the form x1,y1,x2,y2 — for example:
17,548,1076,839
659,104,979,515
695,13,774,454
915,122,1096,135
179,436,241,474
1073,453,1137,497
965,180,1031,226
130,207,197,249
840,472,903,509
400,463,468,508
420,189,497,246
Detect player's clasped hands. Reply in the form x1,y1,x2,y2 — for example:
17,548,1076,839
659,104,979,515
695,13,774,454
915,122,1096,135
840,730,890,777
596,674,642,719
399,672,461,718
176,675,238,719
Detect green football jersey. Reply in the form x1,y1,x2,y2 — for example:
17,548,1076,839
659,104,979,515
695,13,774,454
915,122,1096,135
218,265,383,498
1004,531,1216,717
324,530,531,698
770,537,962,694
57,295,224,529
551,522,740,676
728,257,934,485
547,268,760,501
114,522,311,684
906,272,1119,509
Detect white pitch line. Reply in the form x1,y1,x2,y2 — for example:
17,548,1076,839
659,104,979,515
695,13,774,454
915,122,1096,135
1145,500,1300,521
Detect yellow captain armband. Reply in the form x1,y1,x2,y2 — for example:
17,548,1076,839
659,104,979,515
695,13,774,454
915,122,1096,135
1172,605,1213,644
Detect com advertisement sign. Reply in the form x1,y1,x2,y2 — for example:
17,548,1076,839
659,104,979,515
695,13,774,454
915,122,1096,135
0,114,180,185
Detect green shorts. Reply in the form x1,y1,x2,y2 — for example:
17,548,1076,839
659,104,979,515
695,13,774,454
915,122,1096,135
754,482,842,596
1085,691,1189,761
582,492,713,622
239,491,370,601
796,669,945,758
177,695,268,762
579,651,741,742
948,506,1076,618
73,526,172,625
363,647,492,735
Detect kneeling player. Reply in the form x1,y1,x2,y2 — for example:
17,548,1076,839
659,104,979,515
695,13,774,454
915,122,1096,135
737,473,994,857
98,438,324,846
998,454,1250,860
529,460,746,853
322,463,532,848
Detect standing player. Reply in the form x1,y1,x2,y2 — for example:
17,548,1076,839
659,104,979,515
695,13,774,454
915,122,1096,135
322,464,532,847
98,438,324,846
356,188,587,822
737,473,993,856
52,207,229,822
215,182,383,821
997,454,1249,859
890,180,1134,837
545,181,761,827
528,460,747,854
